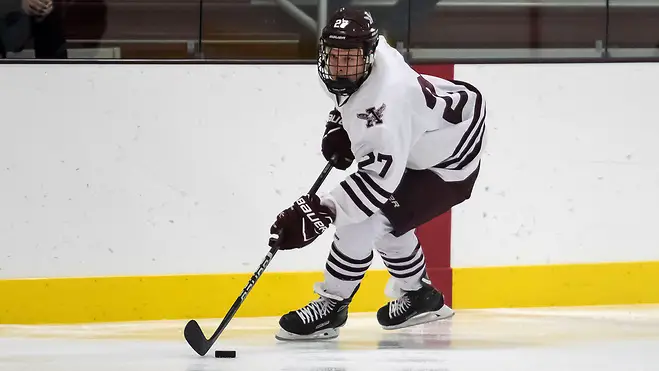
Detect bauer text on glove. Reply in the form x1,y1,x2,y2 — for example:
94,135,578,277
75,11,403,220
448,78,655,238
268,194,334,250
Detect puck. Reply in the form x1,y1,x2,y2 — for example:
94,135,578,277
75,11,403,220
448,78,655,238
215,350,236,358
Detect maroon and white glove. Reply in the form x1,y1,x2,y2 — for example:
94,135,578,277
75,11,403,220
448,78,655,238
322,109,354,170
268,194,334,250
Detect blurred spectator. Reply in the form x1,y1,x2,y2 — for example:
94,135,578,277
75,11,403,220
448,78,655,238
0,0,68,58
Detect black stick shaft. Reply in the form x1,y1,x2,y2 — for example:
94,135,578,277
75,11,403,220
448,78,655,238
185,160,334,355
207,161,332,339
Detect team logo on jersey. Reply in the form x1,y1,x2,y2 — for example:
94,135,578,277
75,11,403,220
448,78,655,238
357,103,386,128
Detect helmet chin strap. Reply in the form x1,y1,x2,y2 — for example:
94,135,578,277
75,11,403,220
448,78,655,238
331,77,357,107
333,76,358,90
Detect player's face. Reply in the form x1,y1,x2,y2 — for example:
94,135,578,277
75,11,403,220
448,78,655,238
327,47,365,82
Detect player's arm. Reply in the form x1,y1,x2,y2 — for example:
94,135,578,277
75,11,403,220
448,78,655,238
424,77,486,170
320,102,412,229
267,95,412,251
267,123,410,251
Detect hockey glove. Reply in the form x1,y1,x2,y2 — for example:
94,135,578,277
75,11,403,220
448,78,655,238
269,194,334,250
322,109,354,170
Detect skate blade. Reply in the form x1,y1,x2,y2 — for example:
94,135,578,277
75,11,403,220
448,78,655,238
275,328,340,341
382,304,455,330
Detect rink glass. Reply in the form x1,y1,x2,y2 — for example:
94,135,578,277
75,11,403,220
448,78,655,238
1,0,657,63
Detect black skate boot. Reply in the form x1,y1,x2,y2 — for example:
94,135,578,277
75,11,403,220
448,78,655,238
377,278,454,330
275,288,352,341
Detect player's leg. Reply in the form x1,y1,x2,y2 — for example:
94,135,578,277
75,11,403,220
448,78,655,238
375,165,481,330
276,211,393,341
375,229,454,330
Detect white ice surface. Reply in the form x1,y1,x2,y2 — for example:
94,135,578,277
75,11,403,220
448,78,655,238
2,305,659,371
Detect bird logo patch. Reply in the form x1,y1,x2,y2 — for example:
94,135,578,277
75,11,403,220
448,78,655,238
357,103,386,128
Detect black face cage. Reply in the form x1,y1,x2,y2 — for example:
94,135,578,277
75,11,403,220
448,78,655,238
317,39,377,96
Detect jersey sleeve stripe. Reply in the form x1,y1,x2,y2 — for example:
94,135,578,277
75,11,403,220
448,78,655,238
445,106,486,169
345,176,383,213
445,82,482,159
434,85,485,169
452,108,487,170
434,80,484,168
339,181,374,217
356,171,392,199
350,173,387,208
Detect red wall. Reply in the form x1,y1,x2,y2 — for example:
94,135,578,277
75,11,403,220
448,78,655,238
410,64,455,307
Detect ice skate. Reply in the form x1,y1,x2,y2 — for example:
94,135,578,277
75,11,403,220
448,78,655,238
377,278,455,330
275,286,351,341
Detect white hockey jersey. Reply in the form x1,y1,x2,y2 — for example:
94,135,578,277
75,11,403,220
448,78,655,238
319,35,487,229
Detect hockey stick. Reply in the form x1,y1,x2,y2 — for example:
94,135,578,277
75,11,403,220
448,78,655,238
184,160,335,356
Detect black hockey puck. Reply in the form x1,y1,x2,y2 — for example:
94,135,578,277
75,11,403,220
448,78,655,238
215,350,236,358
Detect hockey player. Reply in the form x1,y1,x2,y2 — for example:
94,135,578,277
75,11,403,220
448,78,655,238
268,7,486,341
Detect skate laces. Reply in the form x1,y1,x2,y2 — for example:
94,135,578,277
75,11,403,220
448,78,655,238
389,295,411,318
296,297,336,324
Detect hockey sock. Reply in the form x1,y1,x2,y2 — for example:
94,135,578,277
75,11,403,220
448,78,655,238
322,242,373,299
379,242,427,293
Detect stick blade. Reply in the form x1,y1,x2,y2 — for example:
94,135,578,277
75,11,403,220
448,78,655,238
184,320,212,356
